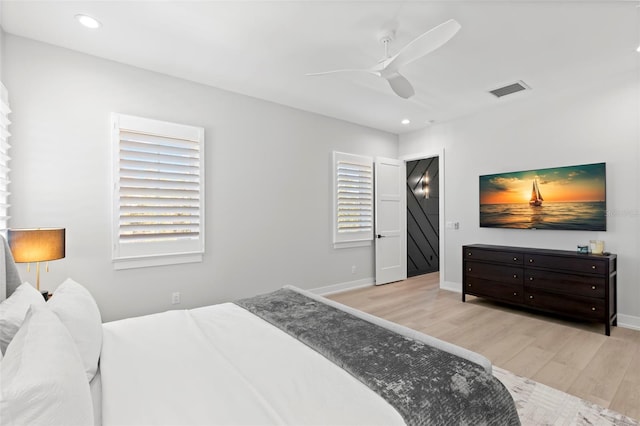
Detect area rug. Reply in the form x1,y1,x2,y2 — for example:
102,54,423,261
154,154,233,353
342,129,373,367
494,366,638,426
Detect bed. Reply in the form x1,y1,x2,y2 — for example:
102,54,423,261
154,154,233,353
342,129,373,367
0,237,520,426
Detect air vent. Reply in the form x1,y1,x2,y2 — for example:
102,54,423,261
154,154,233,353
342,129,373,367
489,81,530,98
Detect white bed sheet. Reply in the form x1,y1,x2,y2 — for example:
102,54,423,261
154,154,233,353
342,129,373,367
100,303,405,426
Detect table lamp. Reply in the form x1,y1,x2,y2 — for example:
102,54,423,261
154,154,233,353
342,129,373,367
7,228,66,291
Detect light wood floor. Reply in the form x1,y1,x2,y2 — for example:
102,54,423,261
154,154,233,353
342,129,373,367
328,272,640,420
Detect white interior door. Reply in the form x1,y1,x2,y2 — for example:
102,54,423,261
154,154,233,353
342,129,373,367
375,157,407,285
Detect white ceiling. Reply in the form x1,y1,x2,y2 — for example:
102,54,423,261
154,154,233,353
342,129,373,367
1,1,638,135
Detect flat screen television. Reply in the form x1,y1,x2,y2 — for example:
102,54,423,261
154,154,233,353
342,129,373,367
479,162,606,230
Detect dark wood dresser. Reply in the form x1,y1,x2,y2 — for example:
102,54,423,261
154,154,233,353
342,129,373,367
462,244,617,335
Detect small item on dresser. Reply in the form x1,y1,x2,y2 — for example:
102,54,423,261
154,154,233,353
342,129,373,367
590,240,604,255
577,245,589,254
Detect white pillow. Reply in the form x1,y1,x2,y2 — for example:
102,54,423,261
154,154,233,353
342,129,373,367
0,282,45,354
0,305,94,426
48,278,102,382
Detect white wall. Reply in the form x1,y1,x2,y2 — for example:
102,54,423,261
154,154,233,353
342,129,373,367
400,69,640,329
5,35,398,322
0,19,5,81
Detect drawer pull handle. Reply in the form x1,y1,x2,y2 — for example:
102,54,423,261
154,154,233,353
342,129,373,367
529,295,534,299
513,292,517,296
591,307,596,311
529,277,534,281
592,286,596,290
468,284,472,287
529,259,534,263
513,257,518,261
592,265,596,270
468,268,472,272
513,274,517,278
468,252,472,256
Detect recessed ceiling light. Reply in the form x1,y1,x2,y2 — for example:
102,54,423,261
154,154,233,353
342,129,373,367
401,119,410,125
75,14,101,29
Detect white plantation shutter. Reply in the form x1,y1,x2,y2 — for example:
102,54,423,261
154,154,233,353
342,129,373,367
0,83,11,232
112,114,204,269
333,151,373,247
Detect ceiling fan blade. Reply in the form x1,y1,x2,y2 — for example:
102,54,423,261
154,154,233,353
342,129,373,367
386,19,461,72
305,68,380,77
386,72,415,99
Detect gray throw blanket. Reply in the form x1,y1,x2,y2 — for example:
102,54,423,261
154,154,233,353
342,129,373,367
236,288,520,426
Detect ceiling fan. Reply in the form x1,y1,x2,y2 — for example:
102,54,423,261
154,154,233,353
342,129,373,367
306,19,461,99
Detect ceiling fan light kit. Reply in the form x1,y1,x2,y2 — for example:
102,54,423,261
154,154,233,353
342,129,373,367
307,19,461,99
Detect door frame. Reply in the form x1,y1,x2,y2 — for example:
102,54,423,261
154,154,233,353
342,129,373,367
399,148,446,287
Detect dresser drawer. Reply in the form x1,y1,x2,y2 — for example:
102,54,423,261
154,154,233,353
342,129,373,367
524,289,605,320
464,277,523,304
465,261,523,285
464,248,523,265
525,254,608,275
525,269,605,298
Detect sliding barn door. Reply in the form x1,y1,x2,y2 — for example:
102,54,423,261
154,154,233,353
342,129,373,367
406,157,439,277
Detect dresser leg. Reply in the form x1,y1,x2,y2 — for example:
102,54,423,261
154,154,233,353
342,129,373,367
605,322,611,336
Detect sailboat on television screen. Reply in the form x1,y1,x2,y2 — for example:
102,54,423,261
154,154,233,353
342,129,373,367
529,179,543,206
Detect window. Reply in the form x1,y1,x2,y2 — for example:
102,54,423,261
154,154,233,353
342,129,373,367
333,151,373,248
111,113,205,269
0,83,11,232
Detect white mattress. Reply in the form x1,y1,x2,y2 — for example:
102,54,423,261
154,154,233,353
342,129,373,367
100,303,405,426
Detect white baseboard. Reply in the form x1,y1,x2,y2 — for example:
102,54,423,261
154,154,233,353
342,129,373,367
617,314,640,331
440,280,461,293
314,278,461,296
309,277,375,296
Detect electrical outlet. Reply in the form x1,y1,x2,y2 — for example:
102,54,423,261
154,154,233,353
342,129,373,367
351,265,357,274
171,292,181,305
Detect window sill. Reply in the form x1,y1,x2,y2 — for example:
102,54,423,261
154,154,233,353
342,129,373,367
333,240,373,249
113,252,203,270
